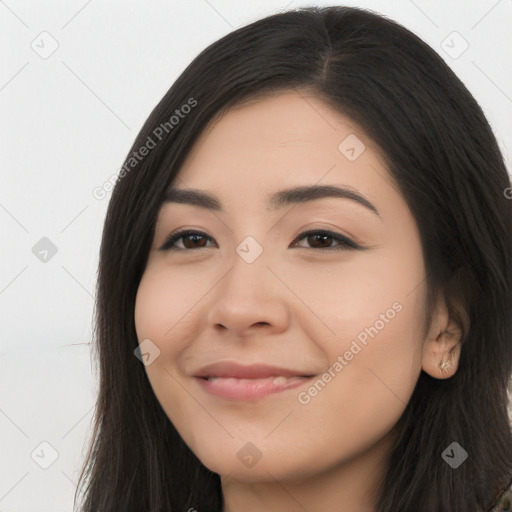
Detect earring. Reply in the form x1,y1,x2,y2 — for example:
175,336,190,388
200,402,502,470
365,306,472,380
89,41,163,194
439,358,452,373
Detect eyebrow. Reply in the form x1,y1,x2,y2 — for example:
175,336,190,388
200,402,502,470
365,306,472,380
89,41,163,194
163,184,381,218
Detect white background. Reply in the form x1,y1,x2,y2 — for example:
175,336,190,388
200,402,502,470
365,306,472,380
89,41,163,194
1,1,511,510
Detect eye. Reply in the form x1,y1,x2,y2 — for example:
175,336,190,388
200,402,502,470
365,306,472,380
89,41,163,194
159,229,216,251
290,229,359,251
159,228,359,252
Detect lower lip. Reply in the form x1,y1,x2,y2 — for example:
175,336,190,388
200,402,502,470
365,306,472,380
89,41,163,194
195,375,313,401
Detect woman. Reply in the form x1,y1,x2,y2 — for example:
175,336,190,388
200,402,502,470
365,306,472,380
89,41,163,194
74,5,512,511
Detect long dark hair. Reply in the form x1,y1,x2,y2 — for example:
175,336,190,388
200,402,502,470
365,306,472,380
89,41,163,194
74,6,512,511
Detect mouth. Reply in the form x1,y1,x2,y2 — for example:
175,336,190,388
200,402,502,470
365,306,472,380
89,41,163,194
192,361,316,401
195,374,314,401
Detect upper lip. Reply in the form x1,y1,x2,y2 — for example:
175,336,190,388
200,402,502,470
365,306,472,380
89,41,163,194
194,361,315,379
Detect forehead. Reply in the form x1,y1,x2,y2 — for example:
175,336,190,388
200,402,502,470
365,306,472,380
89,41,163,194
194,90,369,153
172,90,401,212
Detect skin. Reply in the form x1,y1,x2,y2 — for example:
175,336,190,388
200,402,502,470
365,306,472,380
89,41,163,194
134,90,463,512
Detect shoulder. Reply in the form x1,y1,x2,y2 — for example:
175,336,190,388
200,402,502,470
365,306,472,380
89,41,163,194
487,476,512,512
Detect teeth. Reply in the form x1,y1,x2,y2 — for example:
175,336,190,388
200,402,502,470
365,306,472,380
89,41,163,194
206,376,300,383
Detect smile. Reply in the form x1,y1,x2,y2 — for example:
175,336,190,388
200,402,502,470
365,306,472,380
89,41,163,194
195,375,314,401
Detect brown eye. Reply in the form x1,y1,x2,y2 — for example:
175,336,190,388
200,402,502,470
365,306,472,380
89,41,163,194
306,233,334,249
291,230,358,251
159,228,358,252
159,230,216,251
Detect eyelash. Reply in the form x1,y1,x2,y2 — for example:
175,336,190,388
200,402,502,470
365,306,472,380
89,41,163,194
159,229,360,252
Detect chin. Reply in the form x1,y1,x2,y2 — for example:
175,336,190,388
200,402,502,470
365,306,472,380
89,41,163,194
190,439,320,483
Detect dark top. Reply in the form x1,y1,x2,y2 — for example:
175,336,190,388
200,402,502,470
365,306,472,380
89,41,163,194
487,476,512,511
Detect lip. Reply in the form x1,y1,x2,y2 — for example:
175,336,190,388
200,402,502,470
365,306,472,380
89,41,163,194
192,361,315,401
195,375,314,401
193,361,314,379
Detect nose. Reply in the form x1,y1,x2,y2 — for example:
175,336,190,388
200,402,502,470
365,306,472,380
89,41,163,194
206,247,291,338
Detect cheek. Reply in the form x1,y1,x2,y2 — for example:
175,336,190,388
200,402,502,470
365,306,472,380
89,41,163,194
293,298,424,470
133,268,193,393
285,242,425,420
134,265,203,344
133,265,214,390
312,276,425,442
134,271,170,342
133,269,198,427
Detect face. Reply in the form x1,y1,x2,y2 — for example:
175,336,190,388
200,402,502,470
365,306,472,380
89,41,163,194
134,90,431,482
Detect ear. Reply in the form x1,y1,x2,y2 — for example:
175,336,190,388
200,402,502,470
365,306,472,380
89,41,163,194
421,297,463,380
